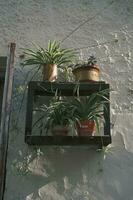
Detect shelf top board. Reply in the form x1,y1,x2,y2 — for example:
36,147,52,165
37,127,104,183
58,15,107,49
28,81,110,96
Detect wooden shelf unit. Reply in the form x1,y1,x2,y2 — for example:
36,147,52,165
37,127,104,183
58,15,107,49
25,81,111,146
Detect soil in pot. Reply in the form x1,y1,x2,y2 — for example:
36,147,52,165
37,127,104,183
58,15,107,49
76,120,96,136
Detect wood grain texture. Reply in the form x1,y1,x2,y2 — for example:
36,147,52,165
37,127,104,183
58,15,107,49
0,44,15,200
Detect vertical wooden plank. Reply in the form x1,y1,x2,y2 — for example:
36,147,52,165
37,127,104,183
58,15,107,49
0,57,7,122
25,82,34,139
0,57,7,81
104,86,110,136
0,43,16,200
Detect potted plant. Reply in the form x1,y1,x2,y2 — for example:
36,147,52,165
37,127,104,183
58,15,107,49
71,90,109,136
45,99,74,135
72,55,100,82
22,40,76,82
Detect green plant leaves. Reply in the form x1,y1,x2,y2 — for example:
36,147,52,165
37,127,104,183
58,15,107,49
71,89,109,133
33,88,109,134
22,40,76,68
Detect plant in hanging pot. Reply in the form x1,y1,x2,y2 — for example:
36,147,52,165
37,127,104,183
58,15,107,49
72,55,100,82
45,99,74,136
22,40,76,82
71,90,109,136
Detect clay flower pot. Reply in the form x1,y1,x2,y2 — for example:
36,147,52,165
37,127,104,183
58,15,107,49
72,56,100,82
76,120,95,136
43,63,57,82
72,65,100,82
52,126,69,136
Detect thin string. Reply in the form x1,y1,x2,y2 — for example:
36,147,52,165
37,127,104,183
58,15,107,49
60,1,115,44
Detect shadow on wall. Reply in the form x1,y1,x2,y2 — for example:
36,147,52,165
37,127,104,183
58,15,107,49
40,149,103,199
9,146,105,200
7,132,133,200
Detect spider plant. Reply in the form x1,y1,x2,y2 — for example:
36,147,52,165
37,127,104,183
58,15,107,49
44,99,75,135
71,89,109,135
22,40,76,81
47,101,71,124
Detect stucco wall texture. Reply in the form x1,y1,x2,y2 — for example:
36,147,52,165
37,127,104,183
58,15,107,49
0,0,133,199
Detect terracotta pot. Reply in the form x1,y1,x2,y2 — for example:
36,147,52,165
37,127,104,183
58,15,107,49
52,126,68,136
42,63,57,82
76,120,95,136
72,65,100,82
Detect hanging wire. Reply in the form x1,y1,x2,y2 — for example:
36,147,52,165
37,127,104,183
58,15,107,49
60,1,115,44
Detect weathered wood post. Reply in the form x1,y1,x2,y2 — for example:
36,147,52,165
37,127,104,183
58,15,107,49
0,43,16,200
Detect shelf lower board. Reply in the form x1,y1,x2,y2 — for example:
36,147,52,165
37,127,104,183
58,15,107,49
25,135,111,146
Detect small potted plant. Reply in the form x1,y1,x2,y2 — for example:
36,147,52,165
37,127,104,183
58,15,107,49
72,55,100,82
22,40,76,82
45,99,74,135
71,90,109,136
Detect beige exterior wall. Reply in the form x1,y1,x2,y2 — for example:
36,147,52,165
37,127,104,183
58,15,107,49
0,0,133,199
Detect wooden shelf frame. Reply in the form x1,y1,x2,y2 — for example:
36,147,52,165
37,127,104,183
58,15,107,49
0,57,7,122
25,81,111,146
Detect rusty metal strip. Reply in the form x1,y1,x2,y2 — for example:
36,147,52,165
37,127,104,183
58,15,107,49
0,43,16,200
